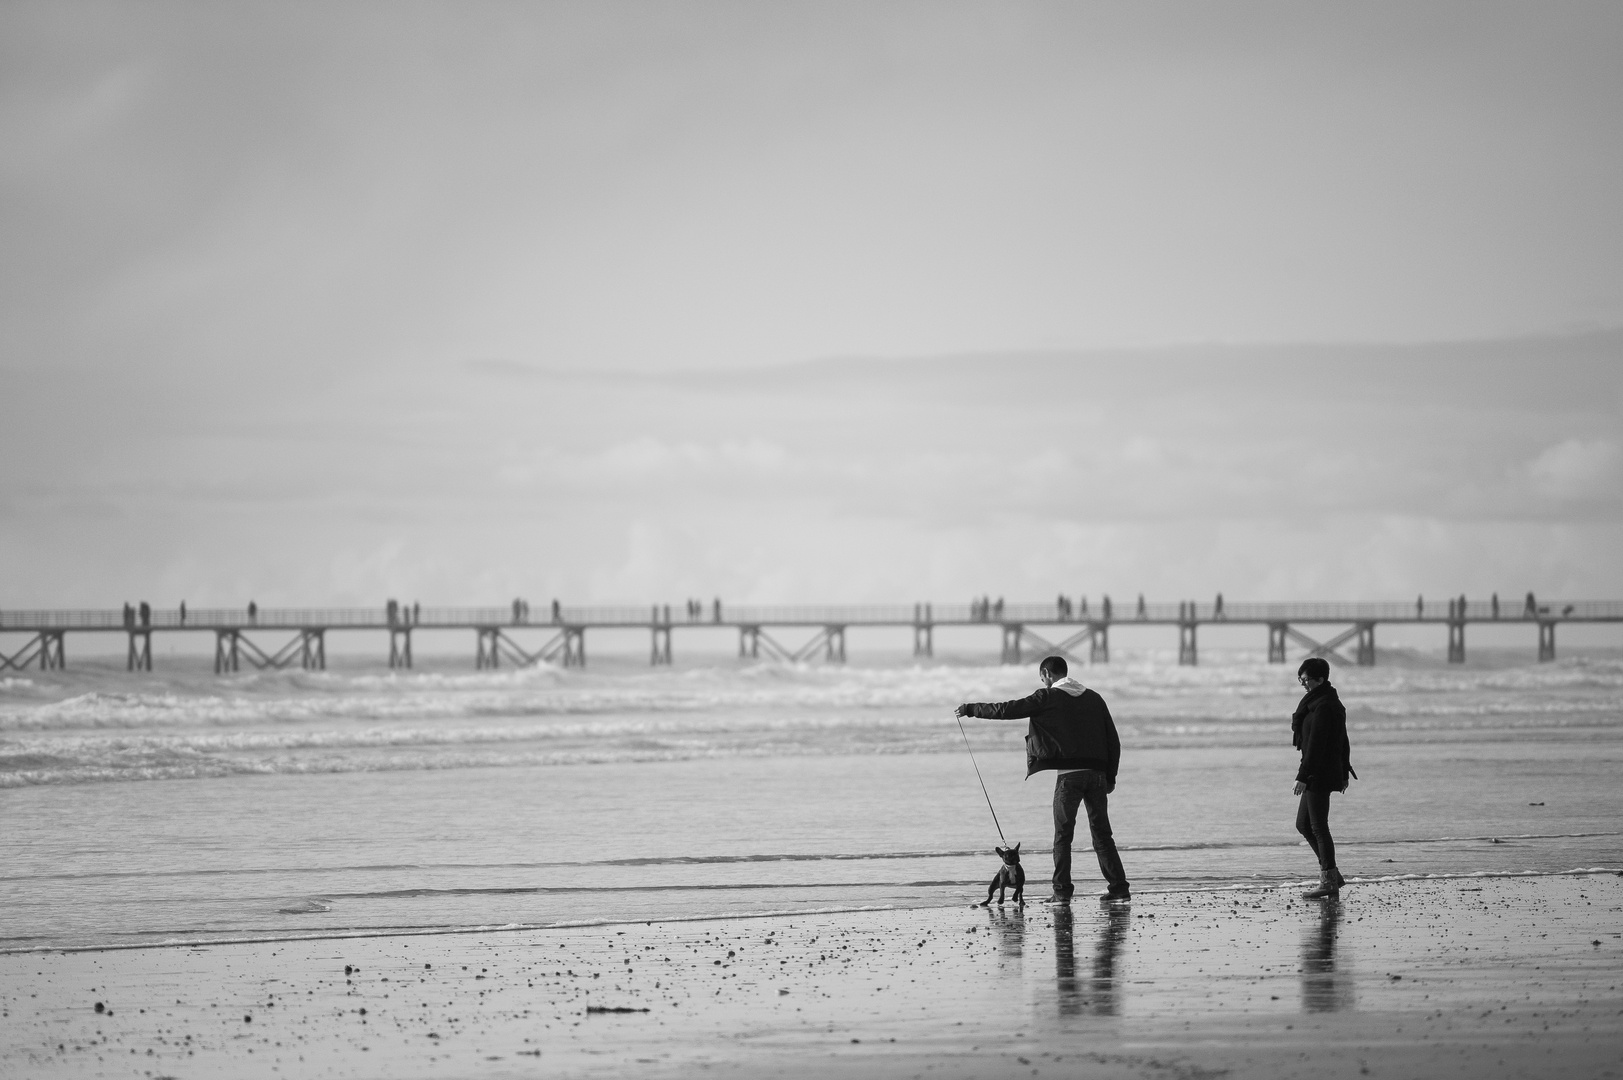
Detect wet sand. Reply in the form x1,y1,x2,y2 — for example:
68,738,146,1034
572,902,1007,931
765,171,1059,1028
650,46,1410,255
3,874,1620,1079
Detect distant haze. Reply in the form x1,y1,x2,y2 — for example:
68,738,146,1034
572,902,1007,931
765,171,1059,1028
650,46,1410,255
1,3,1620,606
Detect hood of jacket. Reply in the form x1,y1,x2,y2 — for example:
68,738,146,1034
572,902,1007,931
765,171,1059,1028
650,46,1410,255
1050,676,1086,697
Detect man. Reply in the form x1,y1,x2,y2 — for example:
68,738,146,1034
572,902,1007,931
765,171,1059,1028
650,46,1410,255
956,656,1129,903
1292,657,1354,900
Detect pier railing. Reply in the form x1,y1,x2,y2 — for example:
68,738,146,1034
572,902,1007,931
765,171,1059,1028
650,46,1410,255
4,599,1622,633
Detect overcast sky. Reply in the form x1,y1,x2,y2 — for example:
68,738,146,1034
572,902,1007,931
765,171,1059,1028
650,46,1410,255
2,2,1621,608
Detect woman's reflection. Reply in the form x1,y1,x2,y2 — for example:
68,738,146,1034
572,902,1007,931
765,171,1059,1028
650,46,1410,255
1300,900,1354,1012
1053,903,1130,1016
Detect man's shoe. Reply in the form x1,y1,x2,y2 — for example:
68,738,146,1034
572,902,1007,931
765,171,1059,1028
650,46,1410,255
1040,893,1073,905
1098,887,1131,902
1333,868,1346,890
1302,869,1340,900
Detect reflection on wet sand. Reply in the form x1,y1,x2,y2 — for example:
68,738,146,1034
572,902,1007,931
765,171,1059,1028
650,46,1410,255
1054,902,1131,1016
986,904,1026,959
1301,900,1354,1012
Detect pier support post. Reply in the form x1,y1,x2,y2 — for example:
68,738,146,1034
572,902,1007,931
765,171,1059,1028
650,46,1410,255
390,628,413,669
913,603,933,658
824,625,846,663
1000,624,1022,665
561,627,585,668
1089,623,1109,663
39,631,65,670
739,626,760,659
1267,623,1287,663
1538,621,1556,662
214,630,238,673
1355,623,1375,667
475,628,498,669
1178,622,1198,666
127,630,152,672
301,629,326,670
1447,621,1465,664
650,625,672,666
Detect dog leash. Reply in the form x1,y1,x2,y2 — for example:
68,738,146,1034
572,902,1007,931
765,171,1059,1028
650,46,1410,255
954,713,1008,847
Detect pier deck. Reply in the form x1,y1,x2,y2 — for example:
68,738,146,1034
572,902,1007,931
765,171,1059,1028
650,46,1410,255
2,599,1617,673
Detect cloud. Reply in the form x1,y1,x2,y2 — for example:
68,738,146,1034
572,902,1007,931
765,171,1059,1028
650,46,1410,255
1526,439,1623,502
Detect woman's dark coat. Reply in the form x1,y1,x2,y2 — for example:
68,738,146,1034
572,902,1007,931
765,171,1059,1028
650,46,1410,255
1292,682,1355,792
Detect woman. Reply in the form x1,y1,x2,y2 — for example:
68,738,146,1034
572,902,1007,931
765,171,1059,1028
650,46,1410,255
1292,657,1355,899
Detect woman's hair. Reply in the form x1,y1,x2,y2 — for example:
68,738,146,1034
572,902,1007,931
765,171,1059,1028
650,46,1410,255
1297,657,1330,681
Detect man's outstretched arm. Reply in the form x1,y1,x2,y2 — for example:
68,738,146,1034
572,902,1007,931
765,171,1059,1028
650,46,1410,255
955,691,1043,720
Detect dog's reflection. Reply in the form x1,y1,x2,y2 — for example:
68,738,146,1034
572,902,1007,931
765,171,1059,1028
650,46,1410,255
1053,902,1130,1015
1300,900,1353,1012
984,903,1026,958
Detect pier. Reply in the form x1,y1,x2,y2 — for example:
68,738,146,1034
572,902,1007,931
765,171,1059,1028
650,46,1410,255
2,597,1618,673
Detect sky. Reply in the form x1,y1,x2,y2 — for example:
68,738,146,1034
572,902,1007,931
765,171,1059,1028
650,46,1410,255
2,2,1621,609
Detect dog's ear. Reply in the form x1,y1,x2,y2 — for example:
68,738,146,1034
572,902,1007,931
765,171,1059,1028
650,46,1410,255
1012,841,1021,853
995,846,1005,857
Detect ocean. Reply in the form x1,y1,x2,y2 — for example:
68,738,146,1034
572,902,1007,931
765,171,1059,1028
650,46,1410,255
2,649,1620,953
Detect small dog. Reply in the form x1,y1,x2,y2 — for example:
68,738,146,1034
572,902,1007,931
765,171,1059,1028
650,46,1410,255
979,842,1024,906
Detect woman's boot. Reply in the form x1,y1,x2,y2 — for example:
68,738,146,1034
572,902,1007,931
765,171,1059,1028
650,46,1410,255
1302,868,1340,900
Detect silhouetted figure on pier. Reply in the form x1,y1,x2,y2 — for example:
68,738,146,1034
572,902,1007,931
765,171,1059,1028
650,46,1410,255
1102,595,1112,621
1416,595,1423,618
1492,593,1499,619
1458,593,1467,618
993,597,1004,620
552,599,561,623
248,600,258,624
387,599,399,626
1136,594,1144,619
179,601,186,625
713,598,722,623
413,601,421,624
1524,592,1537,618
123,603,134,628
1215,593,1224,619
1078,596,1088,617
512,598,522,625
139,601,150,627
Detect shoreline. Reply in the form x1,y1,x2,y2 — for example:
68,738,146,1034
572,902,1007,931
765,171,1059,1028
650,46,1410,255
5,873,1619,1078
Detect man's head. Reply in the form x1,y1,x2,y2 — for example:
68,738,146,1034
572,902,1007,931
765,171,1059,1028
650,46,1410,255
1297,656,1330,689
1039,655,1067,685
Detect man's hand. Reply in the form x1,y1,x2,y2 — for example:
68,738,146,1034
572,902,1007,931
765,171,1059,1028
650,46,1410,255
1293,781,1306,796
954,703,974,718
1106,781,1115,795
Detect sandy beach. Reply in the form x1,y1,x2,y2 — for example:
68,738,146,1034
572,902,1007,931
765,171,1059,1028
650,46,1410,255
4,872,1619,1079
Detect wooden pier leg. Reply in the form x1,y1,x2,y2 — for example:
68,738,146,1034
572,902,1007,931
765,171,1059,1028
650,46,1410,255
1090,623,1109,663
214,630,239,674
1178,622,1197,666
650,625,672,665
1356,623,1375,666
1000,624,1022,665
475,628,495,669
1538,621,1556,662
41,631,65,670
127,630,152,672
391,628,414,669
825,626,845,663
1447,621,1465,664
1268,623,1287,663
913,622,932,658
562,628,585,668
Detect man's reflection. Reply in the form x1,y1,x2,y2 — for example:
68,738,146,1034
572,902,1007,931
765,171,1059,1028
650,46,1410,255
1300,900,1354,1012
1053,902,1130,1016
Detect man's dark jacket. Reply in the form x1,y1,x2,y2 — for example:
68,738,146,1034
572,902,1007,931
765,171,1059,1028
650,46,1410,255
963,682,1121,782
1292,682,1355,792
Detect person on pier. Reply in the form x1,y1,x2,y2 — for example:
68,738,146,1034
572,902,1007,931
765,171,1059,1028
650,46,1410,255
956,656,1130,904
1292,657,1356,900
